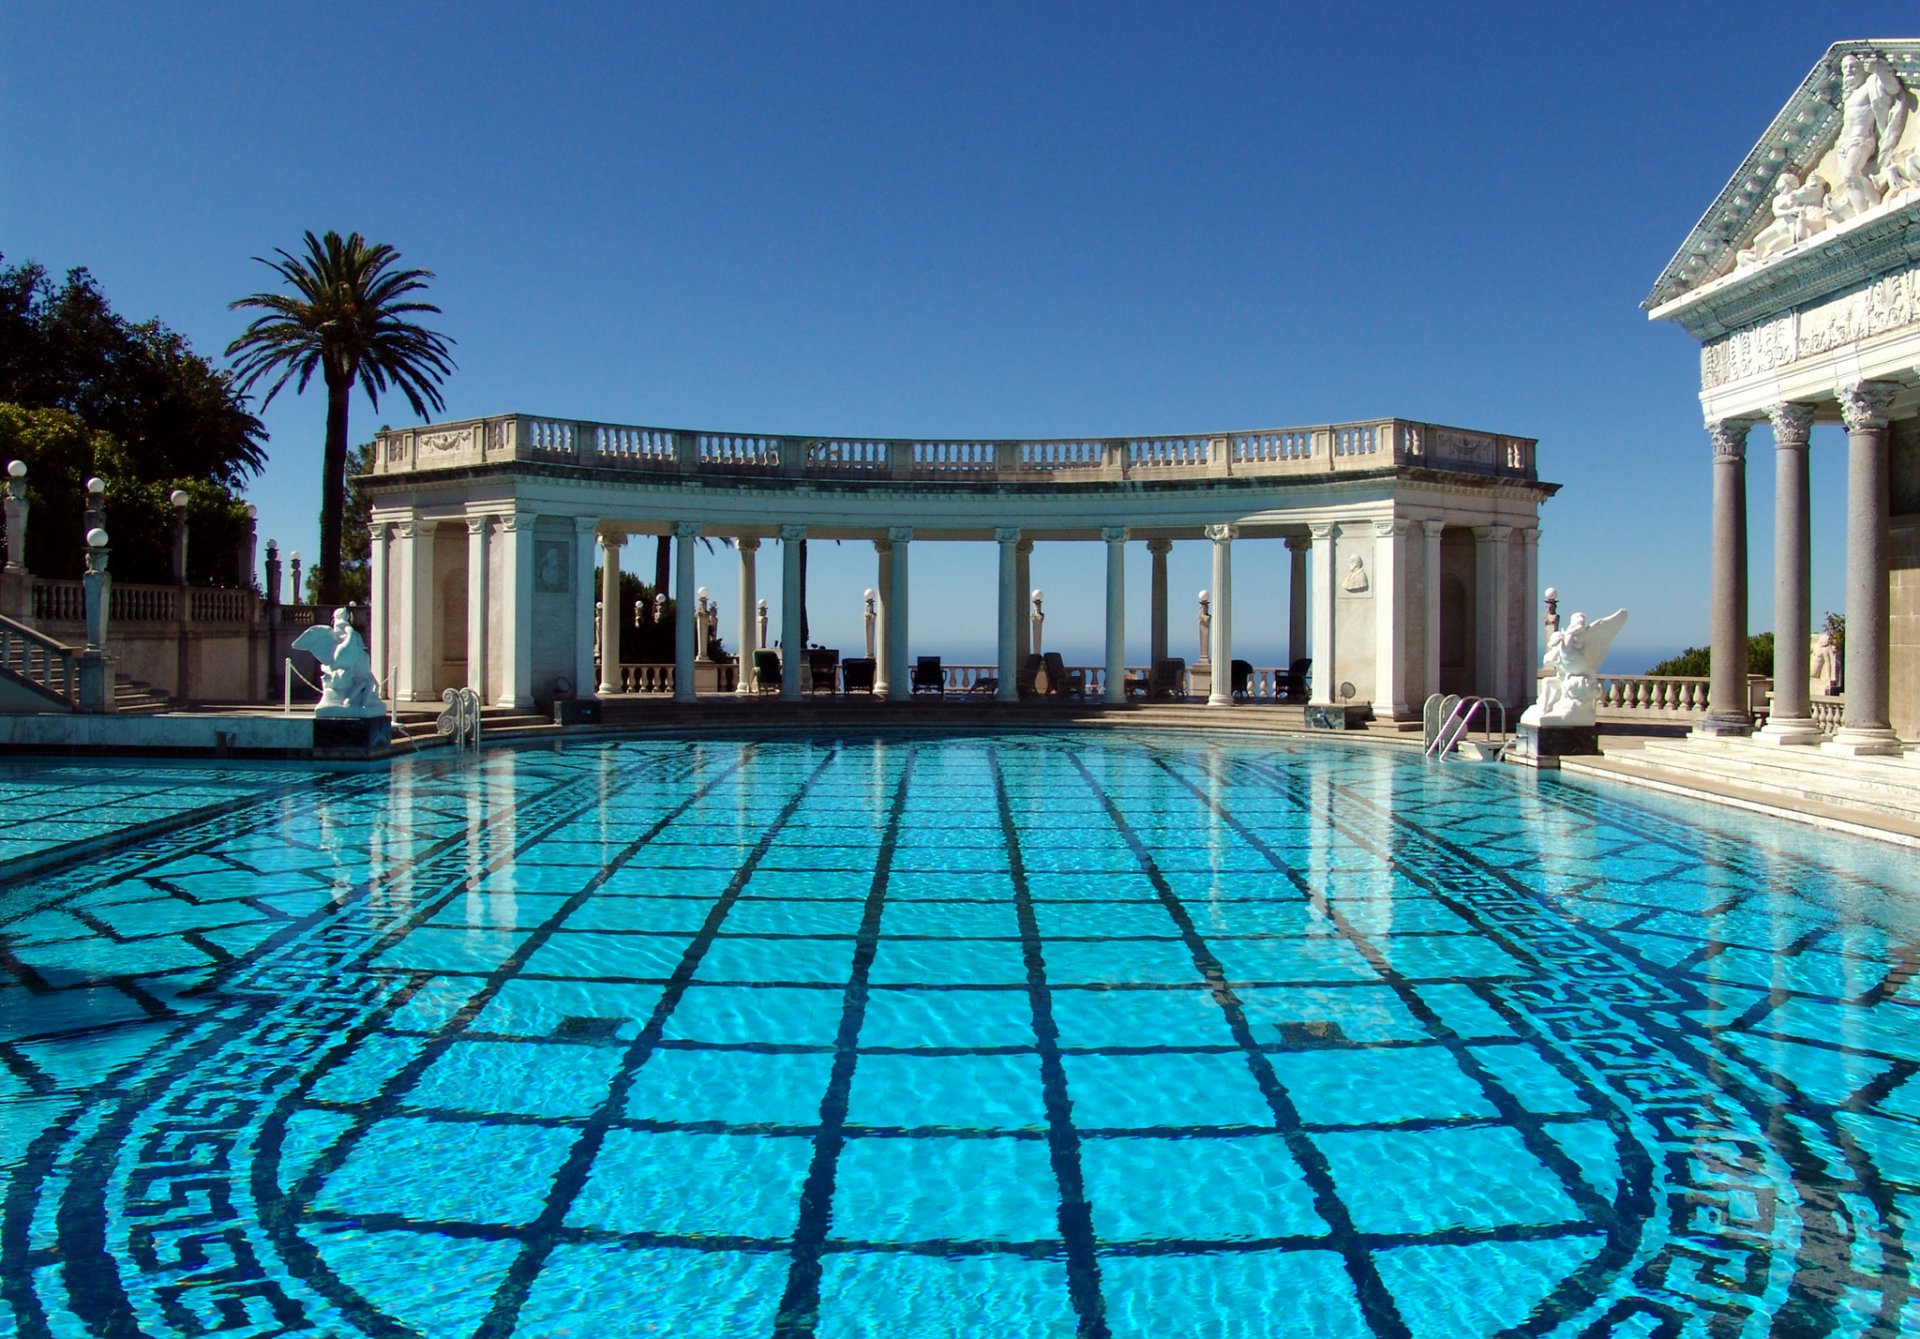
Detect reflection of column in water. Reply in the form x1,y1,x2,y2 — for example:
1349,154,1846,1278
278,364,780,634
1205,743,1227,913
1371,752,1398,936
1306,752,1332,926
463,747,491,918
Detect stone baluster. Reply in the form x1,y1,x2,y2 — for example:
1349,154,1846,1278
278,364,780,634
1104,527,1127,704
1698,419,1753,736
1757,403,1820,745
1828,381,1902,754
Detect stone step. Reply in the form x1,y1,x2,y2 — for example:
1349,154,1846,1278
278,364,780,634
1597,744,1920,821
1563,752,1920,846
1635,738,1920,797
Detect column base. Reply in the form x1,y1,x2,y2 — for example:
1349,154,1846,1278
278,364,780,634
1305,704,1369,731
1692,713,1753,739
1823,727,1904,757
1511,723,1601,768
1752,716,1823,746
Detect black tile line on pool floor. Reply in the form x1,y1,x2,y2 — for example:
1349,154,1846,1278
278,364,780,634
1143,748,1647,1335
1057,750,1418,1339
43,748,720,1339
455,747,853,1339
1256,754,1915,1337
251,749,769,1339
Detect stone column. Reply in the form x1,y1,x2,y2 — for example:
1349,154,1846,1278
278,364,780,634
1422,521,1444,703
1373,518,1411,718
1147,538,1171,668
368,522,390,702
735,537,759,696
1104,527,1127,704
1014,538,1034,663
1758,403,1820,745
574,519,598,700
597,531,623,696
1286,535,1310,667
995,528,1021,702
1206,524,1235,707
1519,527,1541,702
499,511,535,709
1309,523,1336,704
781,525,805,701
874,537,894,697
400,518,439,702
674,522,699,704
1829,382,1902,755
1698,420,1752,736
1472,525,1513,706
885,527,912,702
468,515,492,701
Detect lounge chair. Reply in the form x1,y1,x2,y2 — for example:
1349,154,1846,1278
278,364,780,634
753,649,781,693
1230,659,1254,700
1149,657,1187,701
911,656,945,695
1279,658,1311,702
1042,652,1085,697
807,648,839,694
1017,654,1044,698
841,657,876,693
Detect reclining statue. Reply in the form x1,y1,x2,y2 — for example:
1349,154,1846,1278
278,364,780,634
1520,608,1627,729
292,608,387,718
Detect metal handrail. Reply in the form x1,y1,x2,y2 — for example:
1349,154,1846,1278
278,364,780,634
1424,694,1509,760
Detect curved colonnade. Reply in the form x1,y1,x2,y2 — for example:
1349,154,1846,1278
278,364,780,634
364,413,1554,723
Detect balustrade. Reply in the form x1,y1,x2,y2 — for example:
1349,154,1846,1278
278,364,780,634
1594,675,1711,718
0,615,77,703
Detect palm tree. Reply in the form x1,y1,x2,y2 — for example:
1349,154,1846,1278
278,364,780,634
226,231,454,604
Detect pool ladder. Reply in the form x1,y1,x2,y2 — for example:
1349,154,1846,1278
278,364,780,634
1422,694,1510,762
437,686,483,751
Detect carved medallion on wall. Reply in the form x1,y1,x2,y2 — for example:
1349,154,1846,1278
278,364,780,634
535,540,570,592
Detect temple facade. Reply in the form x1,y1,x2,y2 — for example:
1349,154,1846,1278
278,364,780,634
1647,39,1920,750
361,414,1553,719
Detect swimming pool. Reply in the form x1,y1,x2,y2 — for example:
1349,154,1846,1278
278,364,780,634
2,733,1918,1337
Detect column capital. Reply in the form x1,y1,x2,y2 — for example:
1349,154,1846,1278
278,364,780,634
1308,522,1335,541
887,526,913,543
1706,419,1752,459
1015,537,1034,555
780,524,807,542
395,520,418,540
1284,535,1312,552
1517,526,1541,546
994,527,1021,545
1472,525,1513,544
410,516,439,537
1766,402,1816,446
736,536,761,553
1421,518,1446,540
872,536,892,555
499,510,531,534
675,520,703,539
574,516,600,537
1373,518,1412,539
1145,537,1173,554
596,529,623,551
1204,523,1237,543
1101,525,1127,543
1837,380,1899,432
465,514,493,536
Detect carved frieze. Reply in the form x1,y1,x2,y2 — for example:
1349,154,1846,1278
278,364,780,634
1434,430,1495,465
1700,265,1920,388
419,429,471,456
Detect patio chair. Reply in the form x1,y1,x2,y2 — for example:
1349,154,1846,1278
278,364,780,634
1042,652,1085,697
911,656,945,695
841,657,876,694
1017,654,1045,698
753,649,782,693
807,648,839,694
1149,657,1187,701
1230,659,1254,700
1279,658,1311,702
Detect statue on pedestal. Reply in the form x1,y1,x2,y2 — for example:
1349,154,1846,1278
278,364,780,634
293,608,386,718
1520,608,1628,729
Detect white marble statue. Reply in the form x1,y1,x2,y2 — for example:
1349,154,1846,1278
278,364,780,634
292,608,386,718
1519,608,1628,729
1829,52,1908,222
1737,171,1829,265
1809,631,1841,697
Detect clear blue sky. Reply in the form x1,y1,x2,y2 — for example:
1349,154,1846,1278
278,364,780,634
5,3,1910,671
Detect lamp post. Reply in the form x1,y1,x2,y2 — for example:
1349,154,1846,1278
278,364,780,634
1030,588,1045,658
170,489,190,584
290,551,302,602
2,460,27,573
239,503,258,589
863,589,876,659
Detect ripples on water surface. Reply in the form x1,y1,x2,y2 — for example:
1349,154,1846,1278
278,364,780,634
3,733,1919,1336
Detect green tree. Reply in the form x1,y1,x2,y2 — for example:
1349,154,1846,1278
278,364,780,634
227,231,455,605
1647,633,1775,677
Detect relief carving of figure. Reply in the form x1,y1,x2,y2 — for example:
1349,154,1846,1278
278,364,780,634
1737,171,1829,266
1519,608,1628,729
1341,554,1370,593
292,608,386,718
1828,52,1910,222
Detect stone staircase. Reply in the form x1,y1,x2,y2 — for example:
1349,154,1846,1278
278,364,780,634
112,676,173,714
1562,735,1920,844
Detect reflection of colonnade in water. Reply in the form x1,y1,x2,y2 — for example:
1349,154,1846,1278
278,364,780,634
364,413,1554,723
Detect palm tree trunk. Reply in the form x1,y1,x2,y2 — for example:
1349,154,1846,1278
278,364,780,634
318,376,351,606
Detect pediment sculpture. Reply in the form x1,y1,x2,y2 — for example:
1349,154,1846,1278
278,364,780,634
292,608,387,718
1520,608,1628,729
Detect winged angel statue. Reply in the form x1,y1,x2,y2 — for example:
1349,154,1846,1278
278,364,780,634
291,608,387,718
1520,608,1628,729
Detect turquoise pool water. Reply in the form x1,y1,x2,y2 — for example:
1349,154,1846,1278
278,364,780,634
3,733,1919,1337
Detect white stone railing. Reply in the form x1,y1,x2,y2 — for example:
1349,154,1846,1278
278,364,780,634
0,613,78,704
1596,675,1711,716
1810,695,1844,734
375,414,1538,486
32,579,257,626
614,663,743,694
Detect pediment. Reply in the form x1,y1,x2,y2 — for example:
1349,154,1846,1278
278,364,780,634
1645,39,1920,329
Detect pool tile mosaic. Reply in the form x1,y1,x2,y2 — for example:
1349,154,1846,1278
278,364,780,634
6,733,1920,1336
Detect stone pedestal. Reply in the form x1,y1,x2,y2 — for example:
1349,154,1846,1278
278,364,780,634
693,662,727,695
1189,661,1212,700
1511,722,1600,769
313,716,393,755
0,569,28,622
1305,704,1368,731
554,698,602,725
